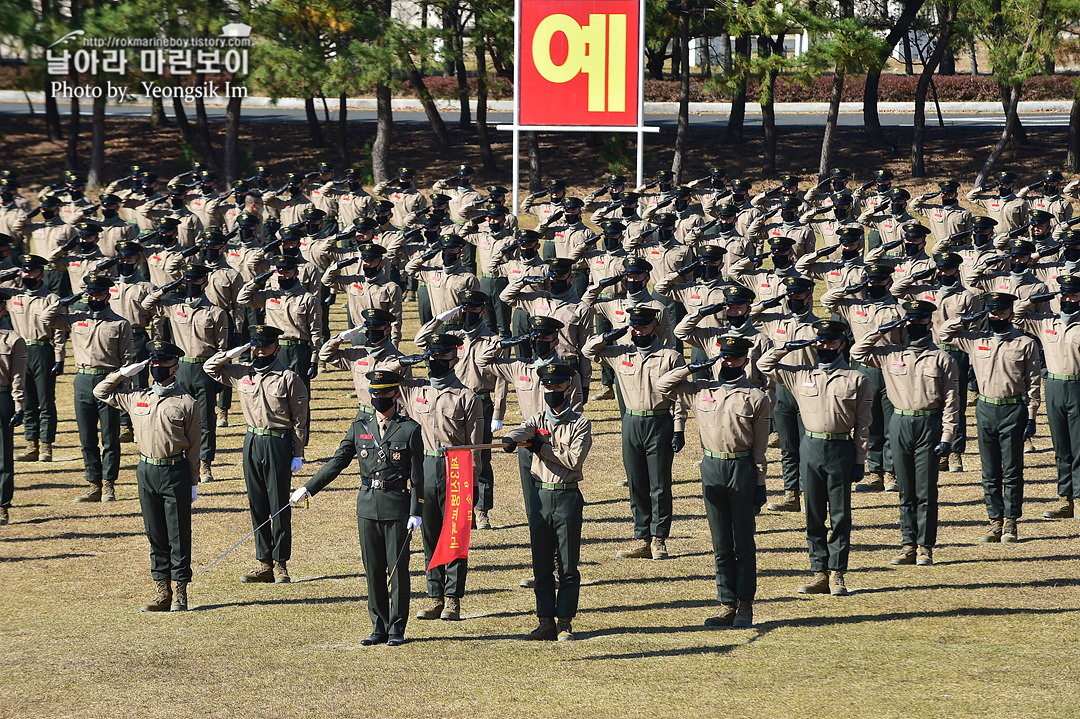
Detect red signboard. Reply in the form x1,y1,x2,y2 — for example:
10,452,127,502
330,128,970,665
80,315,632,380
518,0,641,127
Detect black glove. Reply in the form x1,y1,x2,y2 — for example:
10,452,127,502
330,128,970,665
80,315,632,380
252,270,274,286
501,437,517,453
960,310,987,324
306,361,318,380
602,326,629,344
882,239,904,252
966,364,977,384
180,244,202,258
911,268,936,281
59,293,84,307
1029,291,1057,304
160,278,185,294
818,243,842,256
850,465,865,484
598,274,624,290
676,260,702,276
671,431,685,453
399,353,428,367
755,485,767,513
499,335,531,349
749,252,769,265
95,257,119,272
877,318,907,334
933,442,951,457
1025,419,1037,438
526,433,546,452
699,302,726,316
499,241,523,257
783,339,814,351
687,355,721,373
522,275,547,286
9,410,23,428
336,256,359,269
920,191,941,201
760,295,785,309
51,361,64,378
844,282,868,295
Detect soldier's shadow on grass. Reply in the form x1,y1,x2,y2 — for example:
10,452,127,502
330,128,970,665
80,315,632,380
12,511,145,525
843,576,1080,595
0,552,95,563
1,529,143,542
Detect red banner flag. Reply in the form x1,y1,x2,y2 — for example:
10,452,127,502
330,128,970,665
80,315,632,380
427,449,474,572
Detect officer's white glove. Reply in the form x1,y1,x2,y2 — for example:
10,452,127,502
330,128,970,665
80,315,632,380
436,305,462,322
119,359,149,378
191,485,198,503
290,457,303,473
225,342,252,360
291,486,310,504
407,515,422,531
338,326,363,341
490,419,503,433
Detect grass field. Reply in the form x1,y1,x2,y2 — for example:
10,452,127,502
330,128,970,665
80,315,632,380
2,292,1080,719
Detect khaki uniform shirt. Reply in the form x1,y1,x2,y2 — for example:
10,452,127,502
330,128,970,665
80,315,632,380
94,374,200,484
97,216,138,258
405,257,481,318
318,339,412,409
58,197,94,226
864,246,935,283
581,284,671,342
821,289,905,343
0,329,27,412
372,181,428,227
673,312,772,392
490,251,546,285
908,197,973,243
728,259,802,303
415,319,509,422
688,227,753,275
654,274,727,326
238,283,322,343
143,292,230,359
582,336,688,431
939,320,1041,417
744,217,817,258
305,180,338,218
28,218,76,258
970,268,1051,312
476,348,584,419
47,247,116,294
336,190,375,228
52,307,133,370
500,278,594,373
890,277,981,346
204,354,309,456
0,203,28,241
225,243,265,283
540,219,594,271
322,268,403,345
851,333,960,444
569,245,628,293
1019,189,1073,227
504,409,592,485
108,273,154,330
264,192,313,228
204,259,245,333
801,212,861,249
520,195,562,225
758,348,873,463
1014,304,1080,376
795,253,867,293
856,208,916,247
187,192,226,228
144,244,186,287
432,180,485,224
6,287,65,361
752,304,821,367
627,236,694,287
462,226,514,276
656,369,771,482
398,375,484,476
965,189,1026,232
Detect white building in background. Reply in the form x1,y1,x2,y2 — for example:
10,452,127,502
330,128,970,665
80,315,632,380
688,32,812,68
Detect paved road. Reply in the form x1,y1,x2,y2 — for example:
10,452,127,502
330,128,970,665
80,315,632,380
0,100,1070,129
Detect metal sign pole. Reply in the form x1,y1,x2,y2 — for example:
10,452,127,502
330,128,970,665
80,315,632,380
511,0,522,215
636,0,646,189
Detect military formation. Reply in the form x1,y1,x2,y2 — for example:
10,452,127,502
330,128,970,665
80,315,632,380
2,162,1080,643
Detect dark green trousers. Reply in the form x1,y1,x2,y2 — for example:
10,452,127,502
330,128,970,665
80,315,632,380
1045,377,1080,498
242,432,293,562
278,342,313,387
571,270,588,299
23,344,57,443
0,391,13,507
801,435,854,572
44,267,71,296
479,275,511,337
120,329,150,428
774,386,804,493
944,348,969,454
854,361,893,475
512,310,530,358
529,486,583,619
178,361,218,462
890,412,941,547
652,290,685,353
477,394,495,512
137,459,192,581
358,516,411,637
73,372,121,485
689,345,710,381
701,455,758,603
421,454,474,598
622,413,674,539
418,284,432,326
518,447,536,515
976,400,1026,519
595,313,616,388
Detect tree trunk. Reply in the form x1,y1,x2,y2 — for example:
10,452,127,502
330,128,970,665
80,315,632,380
977,84,1022,186
1068,90,1080,172
149,95,167,127
818,72,845,179
671,8,691,182
194,83,217,170
224,95,242,183
718,32,731,72
304,97,326,146
863,0,927,146
902,33,914,74
998,82,1028,146
911,4,956,177
527,132,542,192
761,36,783,174
372,84,393,183
646,43,666,80
403,55,452,150
939,50,956,75
45,88,63,141
173,95,192,144
475,39,497,172
671,35,681,79
88,84,106,187
66,66,80,170
338,91,350,167
452,7,471,128
969,38,978,75
725,34,750,143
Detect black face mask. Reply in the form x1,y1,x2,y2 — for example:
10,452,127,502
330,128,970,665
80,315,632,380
787,296,808,314
718,364,745,382
118,262,136,277
727,311,749,327
534,337,556,357
621,206,637,217
365,326,388,345
631,331,654,348
160,233,177,247
906,322,930,340
78,241,97,254
169,197,185,209
817,347,841,363
833,208,849,220
463,310,483,329
989,318,1012,334
877,184,891,194
1011,262,1028,275
868,284,889,299
521,246,539,260
566,212,581,224
942,195,957,206
1045,185,1059,196
150,365,175,383
999,186,1012,197
288,187,301,197
842,248,861,261
732,193,746,204
603,235,621,251
87,298,109,313
102,208,118,219
550,278,570,295
306,222,321,235
543,389,567,408
42,208,59,220
973,233,991,248
253,353,276,370
659,228,675,242
428,357,453,377
1062,300,1080,314
186,283,202,298
626,278,647,294
719,220,735,232
904,242,922,257
772,253,792,269
278,276,298,290
371,395,397,413
283,245,301,257
891,203,905,215
1065,248,1080,262
701,263,721,281
376,214,392,225
781,210,797,223
362,264,380,278
22,275,42,291
675,199,689,213
939,273,959,286
203,247,222,262
441,251,460,267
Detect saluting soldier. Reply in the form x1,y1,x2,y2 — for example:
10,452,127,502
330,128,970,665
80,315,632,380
263,172,314,228
583,306,687,561
50,274,134,502
910,179,974,244
46,221,115,294
397,333,484,622
142,263,231,482
96,193,138,257
335,168,376,228
461,203,515,338
939,293,1041,543
857,188,916,252
373,167,429,228
750,174,808,214
657,336,770,628
8,254,64,463
293,370,423,647
135,183,204,248
654,245,728,376
522,179,568,224
323,240,404,346
801,190,861,249
1020,170,1073,226
415,290,508,530
200,227,246,426
95,340,200,612
0,179,29,242
537,197,593,297
745,196,816,257
144,216,186,287
852,301,960,566
759,319,872,597
674,284,773,391
27,195,77,295
795,226,868,293
729,236,803,304
320,308,411,406
581,256,672,348
1013,277,1080,520
405,234,480,327
969,239,1052,314
688,167,730,220
502,362,592,643
866,221,936,285
0,296,26,526
803,168,852,207
109,241,155,443
852,168,895,218
967,171,1027,232
490,229,547,355
206,325,309,584
433,164,484,224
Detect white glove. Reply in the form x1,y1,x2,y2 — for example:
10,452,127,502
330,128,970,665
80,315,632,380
290,457,303,473
437,305,462,322
290,486,310,504
225,342,252,360
490,419,503,433
338,326,363,341
407,515,422,531
190,485,198,503
119,359,149,378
